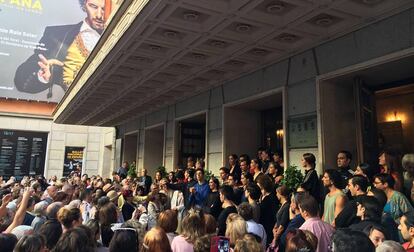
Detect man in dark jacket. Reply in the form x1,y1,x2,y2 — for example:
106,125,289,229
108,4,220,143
335,175,368,228
14,0,106,98
337,150,354,182
137,168,152,196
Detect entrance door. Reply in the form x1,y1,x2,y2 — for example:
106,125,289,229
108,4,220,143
262,108,283,153
354,77,378,168
178,122,205,168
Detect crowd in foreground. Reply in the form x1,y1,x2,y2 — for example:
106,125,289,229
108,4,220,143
1,149,414,252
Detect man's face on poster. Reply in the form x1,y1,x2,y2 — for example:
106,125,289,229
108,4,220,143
84,0,105,34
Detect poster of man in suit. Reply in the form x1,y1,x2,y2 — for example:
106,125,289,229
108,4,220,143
0,0,122,102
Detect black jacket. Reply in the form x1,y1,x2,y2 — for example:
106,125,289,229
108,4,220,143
335,195,368,228
259,193,279,245
14,22,83,96
301,169,321,202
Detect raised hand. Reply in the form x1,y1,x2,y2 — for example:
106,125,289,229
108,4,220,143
37,54,64,82
1,194,12,207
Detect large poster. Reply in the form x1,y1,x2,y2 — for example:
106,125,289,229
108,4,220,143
63,146,84,176
0,129,48,179
0,0,123,102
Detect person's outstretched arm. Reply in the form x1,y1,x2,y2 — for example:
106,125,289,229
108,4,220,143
5,187,33,233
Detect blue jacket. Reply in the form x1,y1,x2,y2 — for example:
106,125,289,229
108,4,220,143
189,181,210,207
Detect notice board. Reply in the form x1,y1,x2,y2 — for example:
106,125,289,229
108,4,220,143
0,129,48,179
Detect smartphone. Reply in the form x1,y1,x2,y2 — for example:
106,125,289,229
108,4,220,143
210,236,230,252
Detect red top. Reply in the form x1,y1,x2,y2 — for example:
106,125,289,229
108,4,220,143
402,242,414,251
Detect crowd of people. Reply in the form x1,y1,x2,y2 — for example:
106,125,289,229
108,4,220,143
1,149,414,252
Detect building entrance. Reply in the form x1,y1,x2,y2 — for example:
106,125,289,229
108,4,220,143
319,53,414,171
223,92,284,165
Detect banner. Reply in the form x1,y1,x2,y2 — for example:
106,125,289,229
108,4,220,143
0,129,48,179
63,146,84,176
0,0,122,102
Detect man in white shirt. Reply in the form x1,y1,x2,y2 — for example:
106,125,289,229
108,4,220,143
237,202,267,249
80,188,93,224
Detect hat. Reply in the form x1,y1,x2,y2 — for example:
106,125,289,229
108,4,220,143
122,189,133,198
107,190,121,202
103,183,113,193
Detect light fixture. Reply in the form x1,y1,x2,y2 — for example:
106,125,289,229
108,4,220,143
183,11,200,21
277,33,298,43
266,2,285,14
235,23,251,33
134,56,151,63
210,40,227,48
361,0,383,5
276,129,284,137
192,53,206,60
163,30,178,39
149,45,161,51
252,49,268,55
385,110,406,123
228,60,244,66
314,16,333,26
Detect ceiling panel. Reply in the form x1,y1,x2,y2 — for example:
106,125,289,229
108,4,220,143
55,0,414,126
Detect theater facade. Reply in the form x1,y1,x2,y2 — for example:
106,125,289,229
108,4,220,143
54,0,414,177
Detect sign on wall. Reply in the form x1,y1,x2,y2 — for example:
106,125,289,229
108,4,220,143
0,129,48,179
63,146,84,176
288,115,318,148
0,0,123,102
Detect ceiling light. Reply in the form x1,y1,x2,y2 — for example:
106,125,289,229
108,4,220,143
314,16,333,26
192,53,206,60
266,2,285,13
229,60,244,66
210,40,227,48
163,30,178,39
183,11,200,21
235,24,251,33
252,49,267,55
149,45,161,51
135,56,151,63
361,0,383,4
277,34,298,42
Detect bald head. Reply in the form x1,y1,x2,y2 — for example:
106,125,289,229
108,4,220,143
47,186,57,198
46,202,63,220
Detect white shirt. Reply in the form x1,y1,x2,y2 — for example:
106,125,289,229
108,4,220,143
246,220,267,249
79,20,100,52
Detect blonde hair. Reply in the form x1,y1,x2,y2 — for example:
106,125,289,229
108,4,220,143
57,207,81,229
181,208,206,244
225,213,247,246
142,227,171,252
234,234,263,252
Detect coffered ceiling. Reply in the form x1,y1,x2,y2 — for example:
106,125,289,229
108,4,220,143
54,0,414,126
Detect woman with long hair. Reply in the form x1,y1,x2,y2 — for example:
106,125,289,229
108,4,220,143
273,185,291,245
225,213,247,248
171,208,206,252
98,202,118,247
257,175,279,246
300,153,321,202
379,150,403,192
